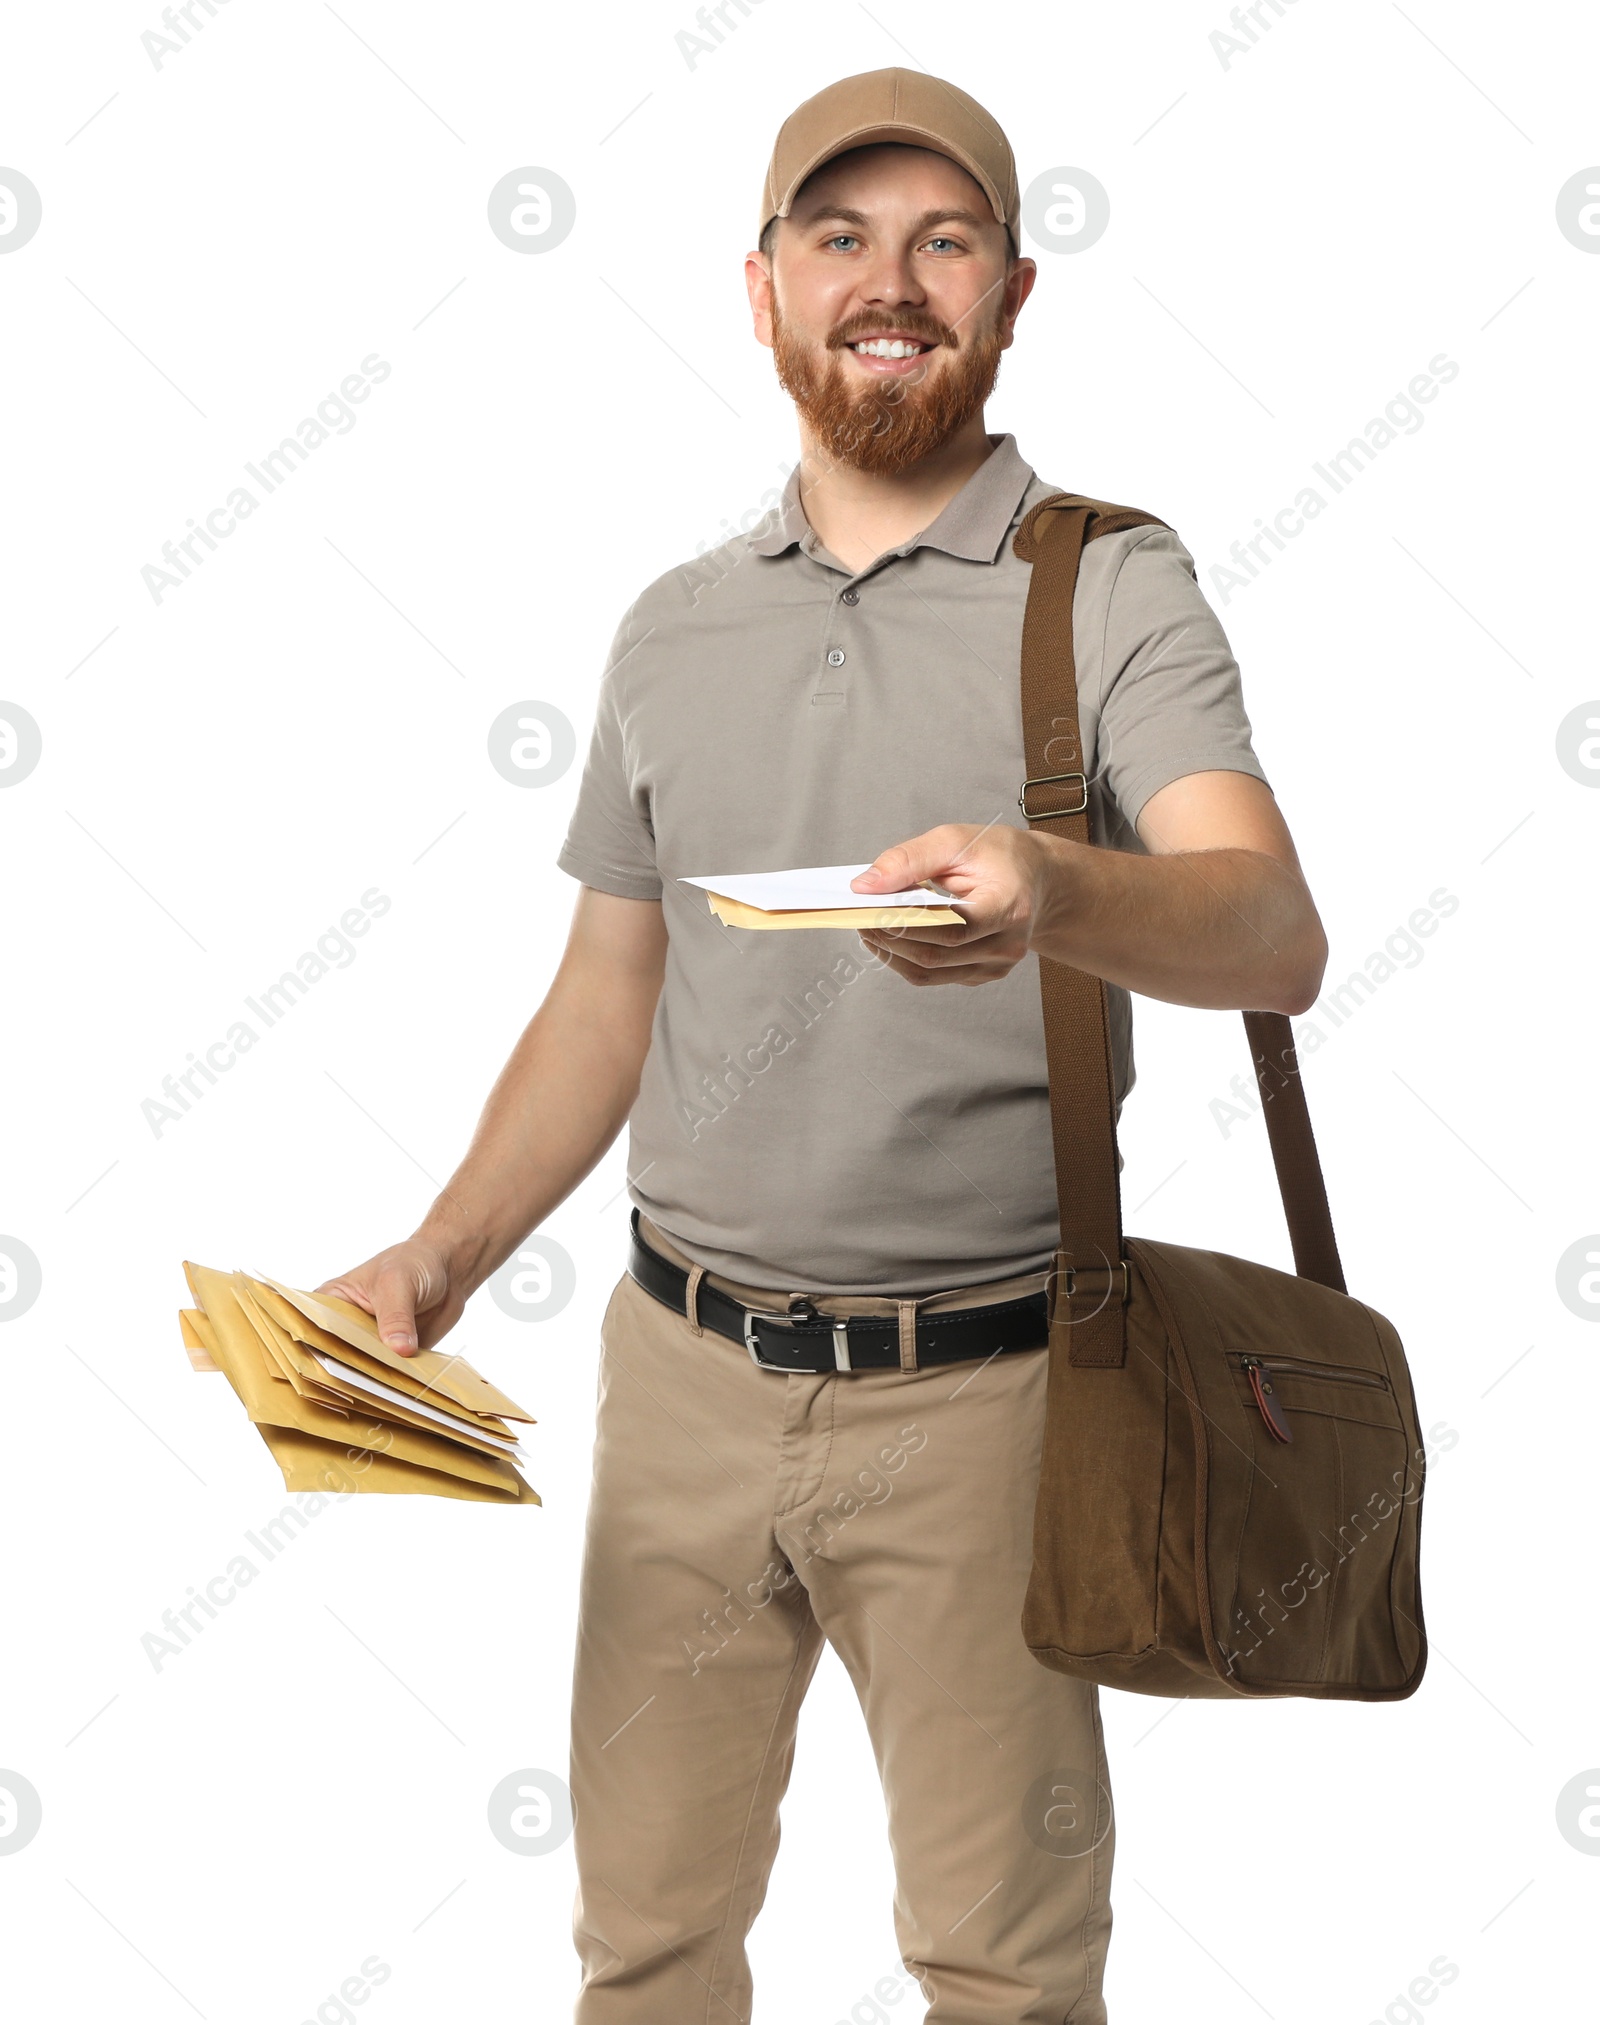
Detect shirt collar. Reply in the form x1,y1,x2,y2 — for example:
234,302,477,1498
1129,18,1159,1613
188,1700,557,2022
747,433,1036,568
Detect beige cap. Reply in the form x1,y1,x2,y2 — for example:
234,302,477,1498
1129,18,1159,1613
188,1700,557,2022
758,67,1020,249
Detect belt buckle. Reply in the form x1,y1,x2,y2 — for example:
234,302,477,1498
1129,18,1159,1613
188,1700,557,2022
743,1307,803,1371
745,1304,858,1368
743,1306,848,1373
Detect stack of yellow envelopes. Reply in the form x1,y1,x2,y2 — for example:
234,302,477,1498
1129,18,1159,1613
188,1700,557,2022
179,1263,539,1504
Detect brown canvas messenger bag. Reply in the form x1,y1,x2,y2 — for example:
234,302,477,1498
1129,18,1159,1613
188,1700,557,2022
1013,493,1428,1701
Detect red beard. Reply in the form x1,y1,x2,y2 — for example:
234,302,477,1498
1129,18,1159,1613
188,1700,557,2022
771,298,1006,476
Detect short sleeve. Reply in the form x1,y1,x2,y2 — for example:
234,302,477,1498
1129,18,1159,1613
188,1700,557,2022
1094,526,1270,833
555,608,663,900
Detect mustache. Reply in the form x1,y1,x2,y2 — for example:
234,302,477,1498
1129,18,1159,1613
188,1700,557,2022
827,315,958,351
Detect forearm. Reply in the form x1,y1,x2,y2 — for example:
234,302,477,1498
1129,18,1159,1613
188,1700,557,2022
411,964,654,1296
1031,832,1327,1014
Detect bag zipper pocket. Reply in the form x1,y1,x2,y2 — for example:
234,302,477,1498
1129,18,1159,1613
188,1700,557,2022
1237,1353,1390,1389
1233,1353,1392,1444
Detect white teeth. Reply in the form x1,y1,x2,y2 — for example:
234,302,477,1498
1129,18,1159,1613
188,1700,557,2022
852,338,925,359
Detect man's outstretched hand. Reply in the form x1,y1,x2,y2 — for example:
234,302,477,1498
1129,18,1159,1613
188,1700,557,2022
850,823,1058,987
850,774,1330,1017
314,1239,465,1357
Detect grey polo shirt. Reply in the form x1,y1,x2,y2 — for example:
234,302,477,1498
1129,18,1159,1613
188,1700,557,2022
557,433,1268,1294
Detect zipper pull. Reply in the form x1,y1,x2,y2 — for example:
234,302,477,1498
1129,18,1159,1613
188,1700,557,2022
1241,1356,1293,1443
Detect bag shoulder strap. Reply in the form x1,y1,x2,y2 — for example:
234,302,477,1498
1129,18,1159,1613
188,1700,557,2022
1012,491,1346,1370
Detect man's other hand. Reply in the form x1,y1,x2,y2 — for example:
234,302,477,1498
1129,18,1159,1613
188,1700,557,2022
314,1240,463,1357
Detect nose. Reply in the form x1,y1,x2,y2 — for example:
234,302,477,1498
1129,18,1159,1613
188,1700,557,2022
854,242,927,312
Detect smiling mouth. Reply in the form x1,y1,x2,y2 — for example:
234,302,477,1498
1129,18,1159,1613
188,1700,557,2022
847,336,934,359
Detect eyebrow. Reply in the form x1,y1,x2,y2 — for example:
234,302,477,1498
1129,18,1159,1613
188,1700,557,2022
792,203,993,237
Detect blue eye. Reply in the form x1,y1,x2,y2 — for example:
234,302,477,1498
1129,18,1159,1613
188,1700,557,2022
925,237,959,253
827,235,858,251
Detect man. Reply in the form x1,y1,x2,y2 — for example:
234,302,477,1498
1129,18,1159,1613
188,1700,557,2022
321,69,1326,2025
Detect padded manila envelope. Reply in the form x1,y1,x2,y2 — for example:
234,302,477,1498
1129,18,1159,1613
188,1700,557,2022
179,1308,222,1373
253,1422,537,1503
704,893,964,930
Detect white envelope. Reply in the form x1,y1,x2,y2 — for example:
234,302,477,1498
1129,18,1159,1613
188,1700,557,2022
678,863,958,911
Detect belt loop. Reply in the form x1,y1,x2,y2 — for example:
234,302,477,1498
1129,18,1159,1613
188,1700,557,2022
897,1298,919,1372
684,1263,706,1337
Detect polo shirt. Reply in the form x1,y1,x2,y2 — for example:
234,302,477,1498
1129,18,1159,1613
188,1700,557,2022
556,433,1269,1295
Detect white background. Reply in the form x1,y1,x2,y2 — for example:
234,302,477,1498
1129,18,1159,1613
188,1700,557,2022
2,1,1597,2019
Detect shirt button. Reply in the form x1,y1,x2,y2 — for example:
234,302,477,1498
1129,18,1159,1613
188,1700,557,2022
840,588,859,605
826,649,846,667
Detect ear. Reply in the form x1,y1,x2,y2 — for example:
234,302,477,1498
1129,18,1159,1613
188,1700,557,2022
998,257,1038,352
745,251,775,349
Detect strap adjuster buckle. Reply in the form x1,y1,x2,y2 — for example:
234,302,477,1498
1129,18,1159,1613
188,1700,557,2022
1059,1259,1132,1306
1018,771,1088,820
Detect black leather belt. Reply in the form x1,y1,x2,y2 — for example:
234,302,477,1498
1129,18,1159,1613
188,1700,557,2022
627,1210,1049,1374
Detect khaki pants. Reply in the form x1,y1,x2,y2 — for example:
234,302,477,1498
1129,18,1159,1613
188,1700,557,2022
570,1225,1114,2024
